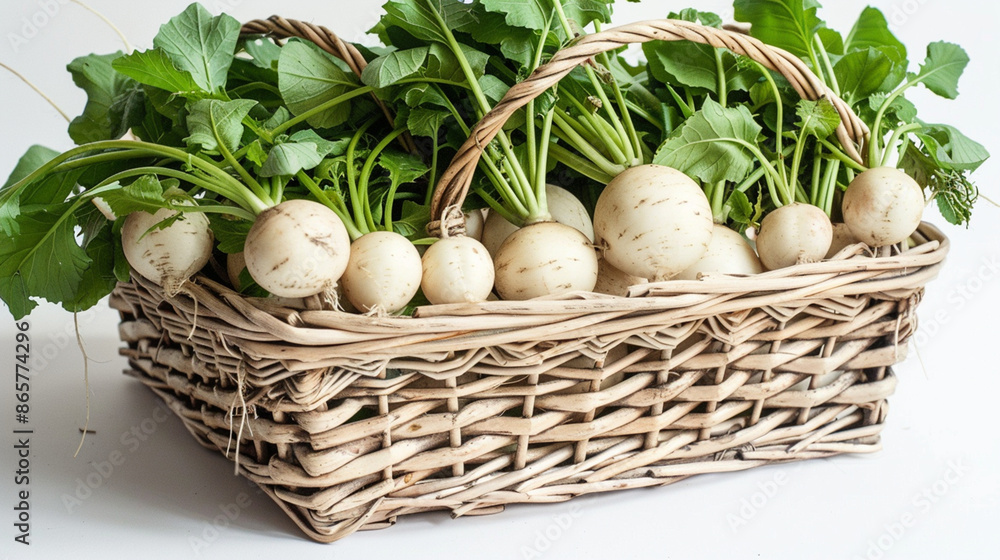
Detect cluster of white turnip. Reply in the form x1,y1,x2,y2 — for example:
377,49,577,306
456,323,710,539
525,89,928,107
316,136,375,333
118,159,927,314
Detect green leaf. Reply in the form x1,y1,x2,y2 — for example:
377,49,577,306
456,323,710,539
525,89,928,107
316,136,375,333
455,8,538,68
152,3,241,92
913,42,969,99
112,48,203,95
245,140,268,167
288,130,350,157
209,214,252,254
260,142,325,177
4,145,59,189
479,0,611,32
834,47,901,104
844,7,906,63
63,222,119,313
733,0,823,60
795,98,840,139
377,0,478,45
67,52,132,144
817,28,844,56
98,175,168,217
278,39,359,128
108,82,147,140
644,41,759,94
479,75,511,104
0,205,91,320
392,200,431,239
185,98,258,154
380,150,429,190
727,190,754,225
406,107,450,138
653,99,763,184
361,47,429,88
1,146,73,236
243,37,282,70
915,124,990,172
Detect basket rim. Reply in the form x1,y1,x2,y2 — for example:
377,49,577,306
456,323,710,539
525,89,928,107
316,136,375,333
111,222,947,357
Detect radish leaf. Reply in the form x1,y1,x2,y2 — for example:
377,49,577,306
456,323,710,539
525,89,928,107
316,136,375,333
653,100,762,184
152,3,240,93
278,40,359,128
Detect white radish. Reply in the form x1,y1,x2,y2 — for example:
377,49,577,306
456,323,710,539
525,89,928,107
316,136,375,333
244,199,351,298
546,184,595,242
481,210,520,258
464,209,486,242
341,231,422,313
481,184,595,258
494,221,598,300
842,166,925,247
826,223,860,259
593,258,646,297
675,225,762,280
121,207,213,296
421,236,495,305
593,164,713,281
755,203,833,270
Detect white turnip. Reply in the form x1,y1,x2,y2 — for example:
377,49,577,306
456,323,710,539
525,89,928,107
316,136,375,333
464,209,486,242
755,203,832,270
494,222,598,300
593,164,713,281
341,231,423,313
421,236,494,305
244,199,351,298
675,225,762,280
121,207,213,296
842,166,925,247
481,184,595,258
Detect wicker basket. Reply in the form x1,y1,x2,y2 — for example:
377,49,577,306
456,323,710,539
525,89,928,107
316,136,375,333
109,17,950,543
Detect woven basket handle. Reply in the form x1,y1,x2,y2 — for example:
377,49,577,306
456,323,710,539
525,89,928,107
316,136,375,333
430,19,870,234
240,17,416,153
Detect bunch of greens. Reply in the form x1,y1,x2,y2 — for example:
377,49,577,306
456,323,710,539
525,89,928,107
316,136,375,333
0,3,429,319
636,1,987,229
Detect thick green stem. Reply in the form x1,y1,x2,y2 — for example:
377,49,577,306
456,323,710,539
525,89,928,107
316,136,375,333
714,48,728,107
269,86,375,136
0,140,268,215
345,119,377,234
819,138,868,172
426,0,531,201
814,35,840,96
753,62,787,188
881,123,922,167
552,113,622,176
528,108,556,223
548,144,615,184
820,159,841,216
296,170,363,240
711,180,727,223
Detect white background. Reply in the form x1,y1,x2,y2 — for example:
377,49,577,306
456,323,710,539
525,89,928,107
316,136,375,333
1,0,998,558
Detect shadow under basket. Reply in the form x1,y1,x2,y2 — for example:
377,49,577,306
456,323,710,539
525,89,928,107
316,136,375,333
109,223,947,543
